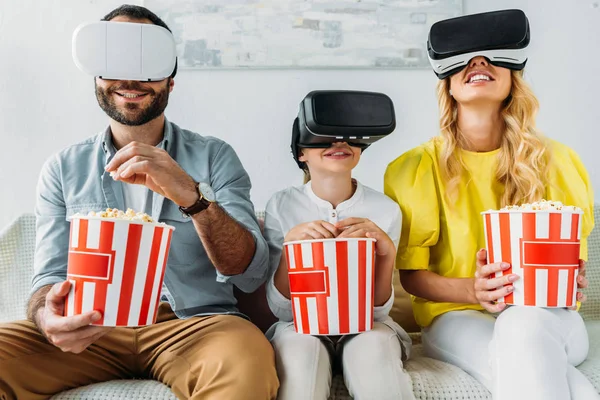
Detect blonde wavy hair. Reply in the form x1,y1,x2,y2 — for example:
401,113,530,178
437,70,549,207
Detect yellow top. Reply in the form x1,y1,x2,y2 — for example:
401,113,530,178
384,138,594,327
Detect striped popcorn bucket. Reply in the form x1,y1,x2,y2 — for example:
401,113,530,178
65,216,174,326
482,210,582,307
283,238,376,336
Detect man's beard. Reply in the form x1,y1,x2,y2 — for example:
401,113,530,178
95,80,170,126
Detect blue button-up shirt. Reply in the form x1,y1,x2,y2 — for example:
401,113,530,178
32,119,269,319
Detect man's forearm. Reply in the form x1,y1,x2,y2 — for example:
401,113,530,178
27,285,52,329
191,204,256,276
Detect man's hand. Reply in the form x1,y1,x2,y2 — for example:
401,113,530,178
336,217,395,257
37,281,111,354
105,141,197,207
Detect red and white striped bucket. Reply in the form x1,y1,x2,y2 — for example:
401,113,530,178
482,210,582,307
283,238,376,336
65,217,175,326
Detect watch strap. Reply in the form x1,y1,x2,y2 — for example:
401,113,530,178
179,183,211,216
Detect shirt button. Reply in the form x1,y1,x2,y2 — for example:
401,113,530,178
329,210,338,224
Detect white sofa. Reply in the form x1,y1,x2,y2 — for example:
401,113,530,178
1,211,599,400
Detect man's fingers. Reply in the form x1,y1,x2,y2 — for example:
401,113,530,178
53,327,112,354
45,281,71,314
50,281,71,299
47,311,102,333
105,142,155,172
50,324,109,348
120,160,155,179
113,156,151,179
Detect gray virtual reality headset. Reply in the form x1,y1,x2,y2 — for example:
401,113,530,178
291,90,396,168
427,9,530,79
72,21,177,81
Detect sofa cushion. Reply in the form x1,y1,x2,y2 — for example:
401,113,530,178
579,321,600,392
51,380,177,400
581,207,600,321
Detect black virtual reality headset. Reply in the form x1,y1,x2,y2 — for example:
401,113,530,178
72,21,177,81
427,9,530,79
291,90,396,168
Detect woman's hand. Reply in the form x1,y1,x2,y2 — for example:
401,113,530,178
473,249,520,313
335,218,395,257
284,220,339,242
570,259,588,309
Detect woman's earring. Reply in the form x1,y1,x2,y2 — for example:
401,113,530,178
449,89,453,96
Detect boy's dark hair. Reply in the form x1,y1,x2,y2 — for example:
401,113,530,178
102,4,177,78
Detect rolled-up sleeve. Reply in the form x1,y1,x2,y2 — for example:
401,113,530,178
384,149,440,271
31,157,69,295
373,288,395,322
210,142,269,293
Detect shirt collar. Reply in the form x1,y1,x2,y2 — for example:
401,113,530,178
303,179,364,211
101,117,173,161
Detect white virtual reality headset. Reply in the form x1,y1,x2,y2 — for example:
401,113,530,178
427,9,530,79
72,21,177,81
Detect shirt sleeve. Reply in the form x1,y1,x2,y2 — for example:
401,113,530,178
210,142,269,293
384,148,440,270
31,157,69,295
386,201,402,250
554,146,595,260
373,286,395,322
263,194,294,321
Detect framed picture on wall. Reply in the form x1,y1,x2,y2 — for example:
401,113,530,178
143,0,462,69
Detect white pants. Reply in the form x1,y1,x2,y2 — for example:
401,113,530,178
269,321,415,400
422,307,599,400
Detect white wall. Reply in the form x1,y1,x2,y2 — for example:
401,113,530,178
1,0,599,229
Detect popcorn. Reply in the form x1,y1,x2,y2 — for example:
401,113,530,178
75,208,155,223
499,200,581,212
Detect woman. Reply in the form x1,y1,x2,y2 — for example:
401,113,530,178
384,12,596,400
263,114,414,399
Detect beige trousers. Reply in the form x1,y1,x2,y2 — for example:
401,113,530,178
0,303,279,400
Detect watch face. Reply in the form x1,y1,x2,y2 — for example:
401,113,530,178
198,182,216,202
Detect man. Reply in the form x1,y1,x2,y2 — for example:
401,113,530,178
0,5,278,400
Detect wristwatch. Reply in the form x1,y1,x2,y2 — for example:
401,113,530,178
179,182,216,216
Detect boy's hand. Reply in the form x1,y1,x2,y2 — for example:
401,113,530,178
335,218,395,257
284,220,339,242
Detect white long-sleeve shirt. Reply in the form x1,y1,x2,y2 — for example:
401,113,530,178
264,180,402,323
